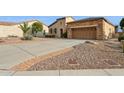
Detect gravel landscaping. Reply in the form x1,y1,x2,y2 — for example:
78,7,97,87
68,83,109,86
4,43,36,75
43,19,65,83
26,40,124,71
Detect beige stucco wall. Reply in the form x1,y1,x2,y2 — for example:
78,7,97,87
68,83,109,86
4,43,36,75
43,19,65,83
0,20,48,37
0,25,23,37
49,17,74,38
43,24,49,34
103,20,115,39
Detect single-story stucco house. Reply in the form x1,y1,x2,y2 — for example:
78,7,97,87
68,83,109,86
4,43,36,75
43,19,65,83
67,17,115,40
0,20,48,37
48,16,75,38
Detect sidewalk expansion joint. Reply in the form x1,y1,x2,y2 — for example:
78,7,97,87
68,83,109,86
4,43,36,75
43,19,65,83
12,45,36,57
10,71,17,76
103,69,112,76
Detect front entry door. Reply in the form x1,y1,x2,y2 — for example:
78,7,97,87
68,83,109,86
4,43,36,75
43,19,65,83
60,29,63,38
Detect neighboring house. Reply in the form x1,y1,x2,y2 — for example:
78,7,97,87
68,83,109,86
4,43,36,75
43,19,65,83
67,17,115,40
48,16,75,38
0,22,23,37
0,20,48,37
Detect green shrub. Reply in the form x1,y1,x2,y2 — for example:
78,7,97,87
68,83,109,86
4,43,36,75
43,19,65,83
62,32,67,38
118,34,124,42
21,34,33,40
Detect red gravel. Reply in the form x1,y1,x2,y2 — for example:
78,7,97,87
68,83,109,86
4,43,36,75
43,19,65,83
0,38,22,44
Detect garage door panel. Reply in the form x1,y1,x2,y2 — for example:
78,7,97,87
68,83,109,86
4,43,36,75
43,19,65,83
72,27,96,39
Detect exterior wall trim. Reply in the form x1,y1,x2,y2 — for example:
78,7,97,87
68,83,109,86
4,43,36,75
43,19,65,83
68,25,98,29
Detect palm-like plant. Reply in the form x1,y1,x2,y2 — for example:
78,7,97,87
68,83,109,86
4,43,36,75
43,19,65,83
19,22,30,37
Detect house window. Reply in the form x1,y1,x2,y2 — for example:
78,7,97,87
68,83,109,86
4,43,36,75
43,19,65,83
50,28,52,34
54,28,57,34
60,28,63,38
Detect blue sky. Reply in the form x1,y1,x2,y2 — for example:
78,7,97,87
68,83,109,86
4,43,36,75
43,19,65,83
0,16,123,26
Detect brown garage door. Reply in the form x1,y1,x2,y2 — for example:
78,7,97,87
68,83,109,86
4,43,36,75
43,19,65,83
72,27,97,39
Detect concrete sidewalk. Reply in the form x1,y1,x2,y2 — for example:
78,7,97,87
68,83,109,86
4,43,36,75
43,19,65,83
1,69,124,76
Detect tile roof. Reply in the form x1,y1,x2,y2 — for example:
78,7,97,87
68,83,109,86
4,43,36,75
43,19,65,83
67,17,115,26
48,17,66,27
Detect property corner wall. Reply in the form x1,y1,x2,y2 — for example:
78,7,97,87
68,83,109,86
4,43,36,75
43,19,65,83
95,19,104,40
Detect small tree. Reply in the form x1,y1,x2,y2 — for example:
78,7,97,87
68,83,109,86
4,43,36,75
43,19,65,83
19,22,30,37
120,18,124,33
32,22,43,36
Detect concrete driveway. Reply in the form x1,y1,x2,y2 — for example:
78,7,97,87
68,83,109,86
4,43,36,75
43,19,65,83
0,38,85,69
